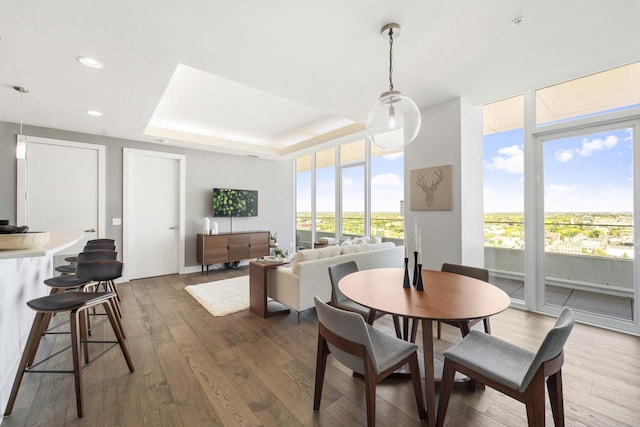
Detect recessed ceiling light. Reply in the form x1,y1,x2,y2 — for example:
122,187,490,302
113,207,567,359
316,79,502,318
512,16,525,26
85,110,103,117
77,56,103,69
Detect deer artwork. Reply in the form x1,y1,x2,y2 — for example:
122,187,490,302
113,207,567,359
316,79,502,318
416,168,445,207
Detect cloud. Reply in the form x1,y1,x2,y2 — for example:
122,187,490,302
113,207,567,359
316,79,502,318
342,177,354,186
555,149,573,162
576,135,618,156
484,187,495,197
485,145,523,174
371,173,402,187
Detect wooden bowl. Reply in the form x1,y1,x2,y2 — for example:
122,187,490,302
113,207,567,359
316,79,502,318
0,231,50,250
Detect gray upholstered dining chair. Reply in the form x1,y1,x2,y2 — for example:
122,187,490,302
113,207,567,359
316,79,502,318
438,262,492,339
328,261,402,337
436,308,575,427
313,297,425,427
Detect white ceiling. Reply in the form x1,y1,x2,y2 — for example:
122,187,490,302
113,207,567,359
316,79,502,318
1,1,639,159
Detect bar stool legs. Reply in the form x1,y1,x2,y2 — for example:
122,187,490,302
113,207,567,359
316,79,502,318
4,292,134,418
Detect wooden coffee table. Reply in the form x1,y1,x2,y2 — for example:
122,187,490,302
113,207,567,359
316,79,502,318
249,260,290,318
339,267,511,427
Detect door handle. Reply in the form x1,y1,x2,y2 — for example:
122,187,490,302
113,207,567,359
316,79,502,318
169,226,178,230
84,228,96,233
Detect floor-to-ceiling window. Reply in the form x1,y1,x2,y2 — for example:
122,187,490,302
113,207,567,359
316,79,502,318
315,147,336,242
484,61,640,332
370,145,404,240
483,95,525,302
296,154,312,249
539,125,634,322
295,135,405,248
340,140,366,237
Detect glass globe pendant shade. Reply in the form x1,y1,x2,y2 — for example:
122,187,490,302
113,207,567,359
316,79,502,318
366,90,421,150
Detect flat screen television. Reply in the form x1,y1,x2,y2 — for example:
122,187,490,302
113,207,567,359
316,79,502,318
212,188,258,217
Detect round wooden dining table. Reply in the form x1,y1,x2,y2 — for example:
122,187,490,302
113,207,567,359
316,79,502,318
339,267,511,427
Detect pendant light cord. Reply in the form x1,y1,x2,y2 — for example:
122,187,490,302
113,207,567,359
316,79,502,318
388,27,394,92
19,90,24,135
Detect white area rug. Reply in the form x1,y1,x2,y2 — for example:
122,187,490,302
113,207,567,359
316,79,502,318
184,275,250,317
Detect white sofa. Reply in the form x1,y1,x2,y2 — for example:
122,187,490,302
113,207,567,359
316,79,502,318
267,242,404,317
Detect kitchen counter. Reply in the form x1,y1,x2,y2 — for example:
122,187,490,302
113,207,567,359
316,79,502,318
0,230,83,260
0,230,84,417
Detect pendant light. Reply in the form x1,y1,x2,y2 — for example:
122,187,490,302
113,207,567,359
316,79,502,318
365,23,421,151
14,85,29,159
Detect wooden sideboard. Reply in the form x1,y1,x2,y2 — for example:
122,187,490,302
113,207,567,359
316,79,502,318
197,231,269,274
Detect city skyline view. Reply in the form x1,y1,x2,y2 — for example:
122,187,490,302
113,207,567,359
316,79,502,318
484,126,633,213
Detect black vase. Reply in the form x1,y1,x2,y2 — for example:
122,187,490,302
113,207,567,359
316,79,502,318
415,264,424,291
403,257,411,288
412,251,419,287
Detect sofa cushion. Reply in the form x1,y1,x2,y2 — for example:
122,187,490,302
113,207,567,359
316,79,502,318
340,243,372,255
292,245,341,274
340,241,394,255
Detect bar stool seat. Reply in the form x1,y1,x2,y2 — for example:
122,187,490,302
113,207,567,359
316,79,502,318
57,250,117,276
44,275,91,292
55,263,77,275
4,291,134,418
65,239,116,263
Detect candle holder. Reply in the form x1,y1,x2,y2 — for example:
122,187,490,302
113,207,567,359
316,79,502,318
415,264,424,291
403,257,411,288
412,251,419,287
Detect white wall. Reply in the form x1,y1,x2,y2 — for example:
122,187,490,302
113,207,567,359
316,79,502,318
404,97,484,269
185,151,294,264
460,98,485,266
0,121,295,269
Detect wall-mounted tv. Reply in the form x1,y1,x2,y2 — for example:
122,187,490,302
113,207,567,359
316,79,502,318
212,188,258,217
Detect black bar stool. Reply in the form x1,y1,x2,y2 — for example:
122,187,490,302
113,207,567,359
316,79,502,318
32,258,125,367
3,291,134,418
56,249,117,275
76,260,125,317
64,239,116,263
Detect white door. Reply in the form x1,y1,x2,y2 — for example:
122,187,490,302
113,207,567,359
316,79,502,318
17,136,105,258
123,149,185,280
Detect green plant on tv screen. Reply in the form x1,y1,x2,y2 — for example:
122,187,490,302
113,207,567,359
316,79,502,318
213,188,258,217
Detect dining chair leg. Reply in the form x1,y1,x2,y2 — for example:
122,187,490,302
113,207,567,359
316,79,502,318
392,315,402,338
524,372,545,427
436,360,456,427
365,309,377,324
313,335,329,411
437,320,442,339
410,318,418,343
483,317,491,334
547,370,565,427
363,361,376,427
459,321,471,337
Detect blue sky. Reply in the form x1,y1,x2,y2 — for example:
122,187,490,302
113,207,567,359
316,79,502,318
484,127,633,212
297,152,404,213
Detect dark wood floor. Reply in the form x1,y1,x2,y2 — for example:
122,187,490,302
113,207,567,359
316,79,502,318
3,267,640,426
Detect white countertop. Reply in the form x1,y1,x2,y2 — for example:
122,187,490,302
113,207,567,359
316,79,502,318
0,231,84,260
